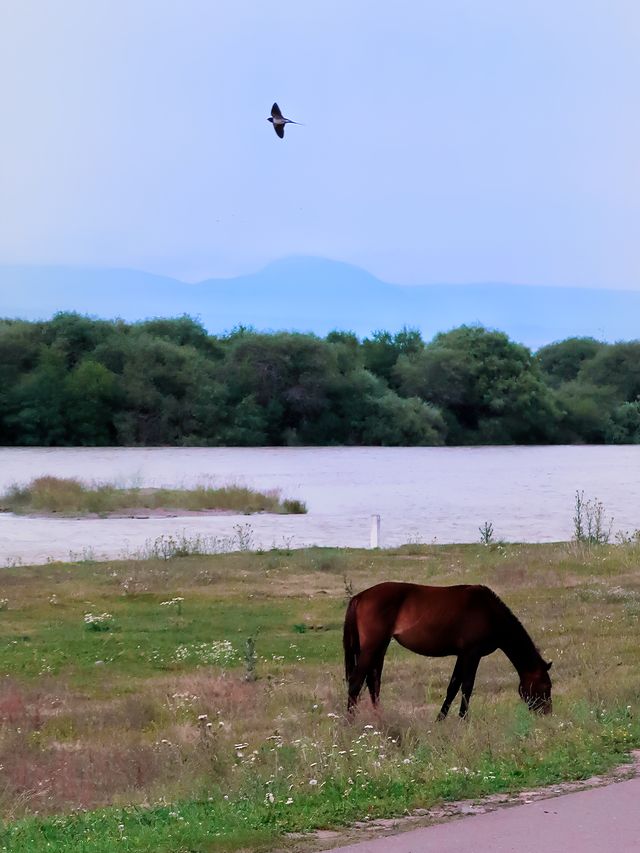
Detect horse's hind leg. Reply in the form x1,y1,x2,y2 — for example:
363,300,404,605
348,643,388,714
436,656,463,721
365,644,389,708
347,651,373,714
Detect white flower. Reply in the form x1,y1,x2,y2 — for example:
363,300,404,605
265,792,275,804
285,797,294,805
309,779,318,786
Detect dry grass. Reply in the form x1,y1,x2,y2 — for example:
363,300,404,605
0,542,639,850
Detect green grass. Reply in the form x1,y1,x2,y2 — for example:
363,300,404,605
0,476,307,516
0,542,639,851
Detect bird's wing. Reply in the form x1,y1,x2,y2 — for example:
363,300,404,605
274,123,285,139
271,103,283,119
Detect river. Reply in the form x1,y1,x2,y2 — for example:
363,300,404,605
1,446,639,565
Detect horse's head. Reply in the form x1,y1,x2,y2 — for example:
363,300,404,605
519,661,552,714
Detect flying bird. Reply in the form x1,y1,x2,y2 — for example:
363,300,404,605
268,102,301,139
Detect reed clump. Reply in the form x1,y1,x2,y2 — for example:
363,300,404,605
0,476,306,516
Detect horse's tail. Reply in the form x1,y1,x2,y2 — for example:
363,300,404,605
343,595,360,683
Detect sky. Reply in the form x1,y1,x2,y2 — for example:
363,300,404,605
0,0,638,288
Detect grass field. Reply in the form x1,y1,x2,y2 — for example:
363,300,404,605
0,541,639,852
0,476,307,516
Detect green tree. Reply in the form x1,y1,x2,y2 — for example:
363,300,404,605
552,381,614,443
362,327,424,385
536,337,603,388
64,360,118,445
395,325,560,443
43,312,118,369
579,343,640,402
5,353,70,445
0,320,45,443
137,316,219,354
218,333,339,443
605,401,640,444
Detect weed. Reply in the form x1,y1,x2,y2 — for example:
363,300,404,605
479,521,495,545
573,490,613,545
343,574,355,602
244,635,258,682
233,523,256,552
136,526,259,560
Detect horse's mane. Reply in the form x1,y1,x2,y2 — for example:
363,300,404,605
484,587,546,668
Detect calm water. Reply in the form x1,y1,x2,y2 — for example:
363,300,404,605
1,446,639,565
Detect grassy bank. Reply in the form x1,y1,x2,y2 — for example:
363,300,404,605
0,542,639,851
0,476,307,516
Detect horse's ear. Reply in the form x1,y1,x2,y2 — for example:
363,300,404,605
545,660,552,671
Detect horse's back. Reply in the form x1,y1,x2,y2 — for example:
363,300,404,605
353,582,500,657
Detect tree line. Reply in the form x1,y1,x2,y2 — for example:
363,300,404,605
0,313,638,446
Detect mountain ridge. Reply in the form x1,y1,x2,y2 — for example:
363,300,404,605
1,256,638,348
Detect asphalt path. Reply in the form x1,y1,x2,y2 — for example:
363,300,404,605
327,777,640,852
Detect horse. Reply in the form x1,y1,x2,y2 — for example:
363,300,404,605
343,582,552,719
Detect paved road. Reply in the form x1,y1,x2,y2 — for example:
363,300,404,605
328,777,640,852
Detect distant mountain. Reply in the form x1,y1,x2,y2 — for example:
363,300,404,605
1,256,638,348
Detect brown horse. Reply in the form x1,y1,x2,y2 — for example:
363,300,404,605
343,582,552,718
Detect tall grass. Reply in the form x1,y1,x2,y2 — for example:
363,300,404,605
0,476,307,516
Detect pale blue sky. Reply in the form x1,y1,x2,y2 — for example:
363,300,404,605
0,0,638,287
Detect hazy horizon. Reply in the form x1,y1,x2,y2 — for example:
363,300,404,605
1,1,638,291
2,253,640,293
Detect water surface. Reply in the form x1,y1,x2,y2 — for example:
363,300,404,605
1,446,638,565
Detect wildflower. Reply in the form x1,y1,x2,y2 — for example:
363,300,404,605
285,797,294,805
265,792,275,804
309,779,318,786
84,612,113,631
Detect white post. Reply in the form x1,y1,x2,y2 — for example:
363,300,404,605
370,514,380,549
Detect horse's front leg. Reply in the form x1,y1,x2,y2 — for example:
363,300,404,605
436,656,463,721
458,653,481,718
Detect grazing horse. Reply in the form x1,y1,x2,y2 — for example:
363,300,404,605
343,582,552,718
